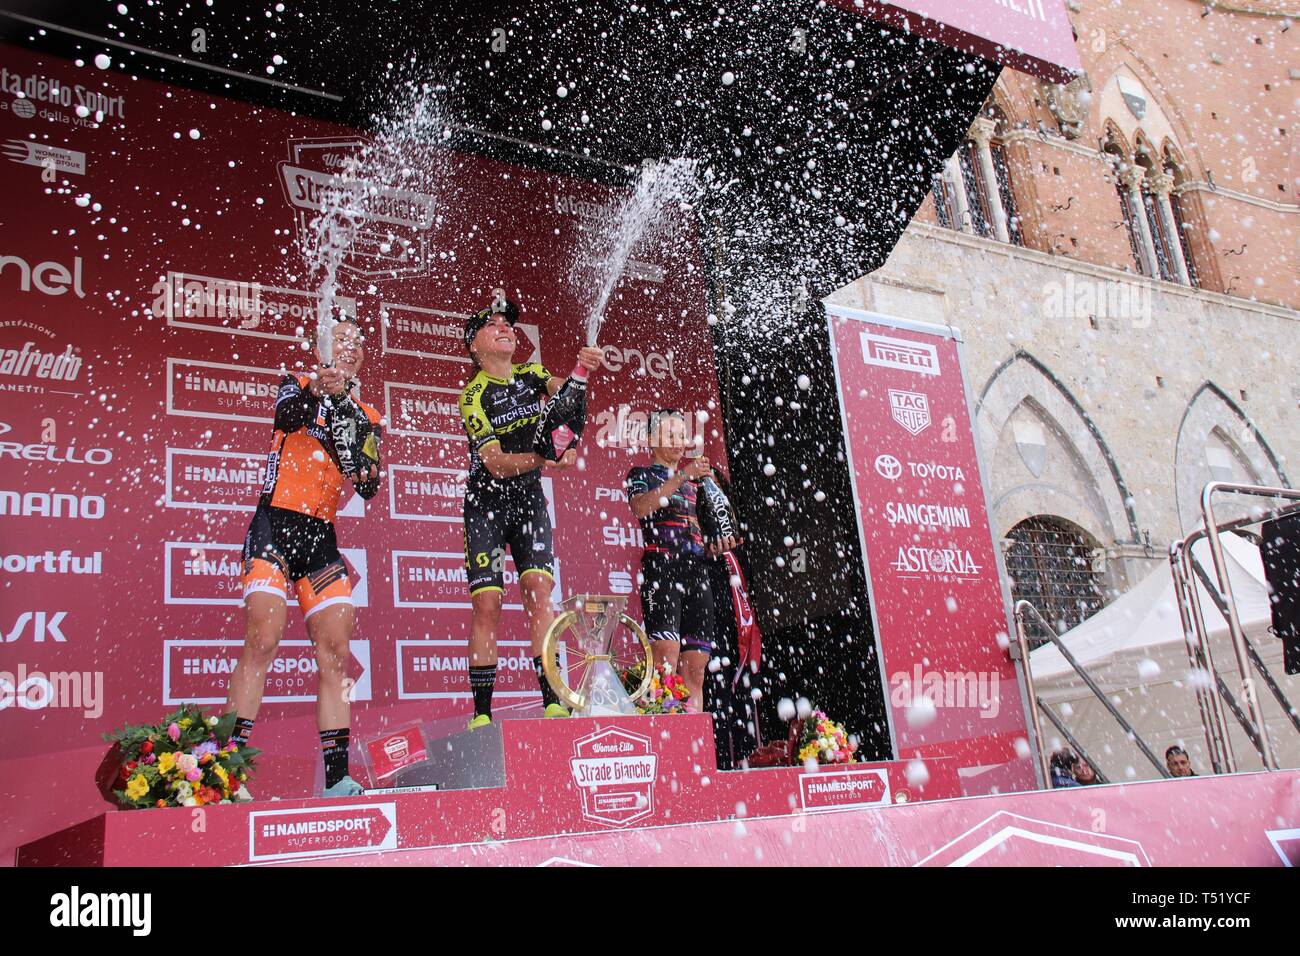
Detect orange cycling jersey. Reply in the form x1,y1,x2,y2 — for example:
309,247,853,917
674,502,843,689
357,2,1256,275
260,374,382,522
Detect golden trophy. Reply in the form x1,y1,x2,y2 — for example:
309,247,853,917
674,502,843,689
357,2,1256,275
541,594,653,716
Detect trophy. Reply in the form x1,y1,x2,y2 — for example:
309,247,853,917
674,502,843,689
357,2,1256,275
541,594,653,717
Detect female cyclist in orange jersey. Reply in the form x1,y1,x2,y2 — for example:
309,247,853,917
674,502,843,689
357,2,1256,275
225,317,381,798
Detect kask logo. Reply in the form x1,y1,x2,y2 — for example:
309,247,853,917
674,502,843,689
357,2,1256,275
4,611,68,642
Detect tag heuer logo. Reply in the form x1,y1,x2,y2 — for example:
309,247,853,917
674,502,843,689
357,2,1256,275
888,389,931,436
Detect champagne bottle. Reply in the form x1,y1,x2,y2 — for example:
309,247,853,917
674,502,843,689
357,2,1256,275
533,364,589,461
697,470,740,545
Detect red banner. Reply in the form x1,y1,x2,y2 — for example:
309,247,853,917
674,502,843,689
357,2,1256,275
828,0,1083,82
826,305,1033,788
0,42,724,856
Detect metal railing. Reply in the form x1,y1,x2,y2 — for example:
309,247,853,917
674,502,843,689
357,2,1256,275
1171,483,1300,771
1013,599,1171,783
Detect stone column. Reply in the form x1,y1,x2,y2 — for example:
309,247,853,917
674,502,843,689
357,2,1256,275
1120,166,1159,277
1149,172,1191,285
943,154,973,234
970,117,1010,242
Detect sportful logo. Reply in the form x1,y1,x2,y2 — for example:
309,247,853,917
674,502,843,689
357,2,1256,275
861,332,940,376
888,389,931,436
0,551,101,574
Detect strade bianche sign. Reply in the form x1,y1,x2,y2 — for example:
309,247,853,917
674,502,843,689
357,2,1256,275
569,726,658,828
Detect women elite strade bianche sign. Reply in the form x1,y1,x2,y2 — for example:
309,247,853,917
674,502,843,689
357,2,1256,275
0,42,724,854
826,304,1036,791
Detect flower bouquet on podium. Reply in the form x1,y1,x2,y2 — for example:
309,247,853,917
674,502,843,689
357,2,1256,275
621,660,691,715
97,705,259,809
794,710,858,766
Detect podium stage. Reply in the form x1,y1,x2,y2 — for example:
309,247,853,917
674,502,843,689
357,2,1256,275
15,713,1298,867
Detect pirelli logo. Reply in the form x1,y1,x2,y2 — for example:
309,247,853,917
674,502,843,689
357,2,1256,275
860,332,940,377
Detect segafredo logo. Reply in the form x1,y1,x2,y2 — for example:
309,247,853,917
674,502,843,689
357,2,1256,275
0,341,83,382
861,332,939,376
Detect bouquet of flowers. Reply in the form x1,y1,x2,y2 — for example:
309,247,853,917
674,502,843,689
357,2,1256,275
98,705,260,809
621,660,691,715
794,710,858,766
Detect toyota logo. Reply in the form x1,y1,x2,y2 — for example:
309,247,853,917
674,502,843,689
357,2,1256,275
874,454,902,480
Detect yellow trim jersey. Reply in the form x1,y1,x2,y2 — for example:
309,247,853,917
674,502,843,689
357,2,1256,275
459,362,552,495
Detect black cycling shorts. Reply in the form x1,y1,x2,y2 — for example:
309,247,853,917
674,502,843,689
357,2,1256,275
241,504,352,618
639,551,714,655
463,482,555,596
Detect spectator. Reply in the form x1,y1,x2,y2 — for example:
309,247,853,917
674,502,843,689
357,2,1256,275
1072,757,1100,785
1165,745,1197,777
1049,748,1081,788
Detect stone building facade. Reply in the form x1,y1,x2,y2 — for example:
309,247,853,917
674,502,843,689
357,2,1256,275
829,0,1298,637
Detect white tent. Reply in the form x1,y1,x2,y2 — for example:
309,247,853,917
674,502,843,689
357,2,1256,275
1029,532,1300,779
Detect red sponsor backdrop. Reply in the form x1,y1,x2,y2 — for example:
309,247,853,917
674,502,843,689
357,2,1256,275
0,43,725,857
826,306,1034,787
